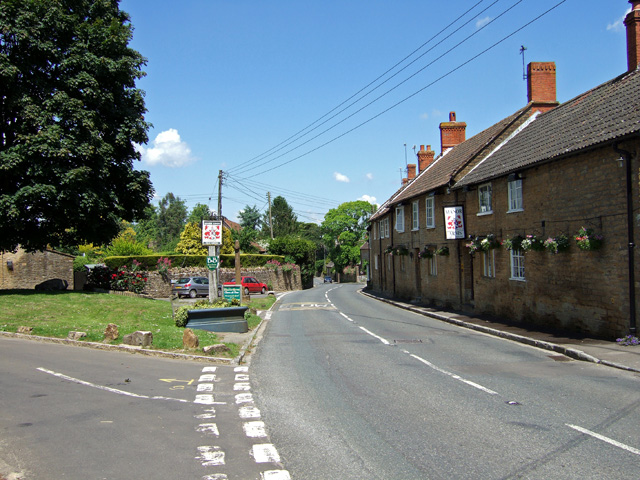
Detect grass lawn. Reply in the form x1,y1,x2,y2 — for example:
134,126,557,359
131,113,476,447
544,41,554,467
0,290,275,358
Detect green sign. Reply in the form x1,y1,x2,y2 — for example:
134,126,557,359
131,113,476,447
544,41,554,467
206,256,219,270
223,285,241,301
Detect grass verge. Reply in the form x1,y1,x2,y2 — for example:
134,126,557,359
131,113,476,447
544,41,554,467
0,290,275,358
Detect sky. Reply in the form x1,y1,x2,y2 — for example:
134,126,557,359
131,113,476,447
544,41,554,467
119,0,633,225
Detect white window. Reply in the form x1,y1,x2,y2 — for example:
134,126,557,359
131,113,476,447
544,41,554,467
510,249,525,280
412,201,419,230
425,196,435,228
478,183,492,214
429,256,437,276
373,222,377,240
483,250,495,278
508,179,523,212
374,255,379,270
395,207,404,232
382,218,389,238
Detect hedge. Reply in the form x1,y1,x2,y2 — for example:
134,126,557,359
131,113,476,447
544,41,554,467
103,254,286,271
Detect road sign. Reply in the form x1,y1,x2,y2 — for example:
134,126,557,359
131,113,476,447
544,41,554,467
223,285,241,301
206,256,219,270
202,220,222,246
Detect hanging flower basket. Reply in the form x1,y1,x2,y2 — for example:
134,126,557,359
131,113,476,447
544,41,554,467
480,234,500,251
418,247,434,259
521,234,545,252
575,227,603,251
435,246,450,256
465,237,482,255
543,234,570,254
385,246,409,256
502,234,525,251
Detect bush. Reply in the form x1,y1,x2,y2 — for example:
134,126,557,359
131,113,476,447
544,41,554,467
103,254,285,271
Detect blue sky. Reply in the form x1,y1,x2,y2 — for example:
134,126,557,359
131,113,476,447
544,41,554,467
120,0,632,224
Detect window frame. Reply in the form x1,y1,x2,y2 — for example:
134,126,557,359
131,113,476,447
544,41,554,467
478,183,493,215
429,255,437,276
395,206,405,232
482,250,495,278
507,179,523,212
510,249,525,281
412,201,419,231
425,196,435,228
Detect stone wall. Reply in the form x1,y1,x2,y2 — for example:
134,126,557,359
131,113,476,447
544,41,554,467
0,248,74,290
143,267,302,298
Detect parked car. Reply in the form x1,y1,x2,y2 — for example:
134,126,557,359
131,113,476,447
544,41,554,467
223,276,268,295
172,276,210,298
324,275,333,283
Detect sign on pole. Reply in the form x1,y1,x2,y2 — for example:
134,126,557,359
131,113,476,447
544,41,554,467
206,256,219,270
444,206,465,239
202,220,222,246
222,285,242,301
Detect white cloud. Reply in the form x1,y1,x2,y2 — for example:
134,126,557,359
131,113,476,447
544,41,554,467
358,194,376,204
476,16,491,29
137,129,196,167
420,112,429,120
366,173,374,180
334,172,350,183
607,10,630,32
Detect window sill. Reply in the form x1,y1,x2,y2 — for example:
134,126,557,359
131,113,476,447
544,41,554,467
507,208,524,214
477,211,493,216
509,277,526,282
426,225,436,229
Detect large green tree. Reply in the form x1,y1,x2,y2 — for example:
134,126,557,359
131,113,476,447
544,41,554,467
265,196,297,238
238,205,261,232
187,203,212,224
321,200,373,273
156,193,187,251
0,0,153,252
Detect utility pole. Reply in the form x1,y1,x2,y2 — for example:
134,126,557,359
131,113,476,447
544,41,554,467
216,170,223,289
267,191,274,239
208,171,224,300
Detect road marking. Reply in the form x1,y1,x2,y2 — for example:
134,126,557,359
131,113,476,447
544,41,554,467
196,446,225,466
340,312,354,323
239,405,261,419
243,421,267,438
409,354,499,395
197,383,214,392
37,368,189,403
252,444,281,463
196,423,220,436
234,382,251,391
199,374,218,382
358,326,391,345
566,424,640,455
235,393,254,404
261,471,291,479
202,367,218,373
159,378,194,384
235,374,250,381
203,474,228,480
194,394,216,405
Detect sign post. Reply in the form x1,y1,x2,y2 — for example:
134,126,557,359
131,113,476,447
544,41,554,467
444,206,465,240
202,220,223,300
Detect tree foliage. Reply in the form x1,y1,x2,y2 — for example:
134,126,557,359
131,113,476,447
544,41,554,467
156,193,187,251
187,203,212,225
0,0,153,252
238,205,262,231
321,200,373,273
175,222,207,255
269,196,297,238
268,235,316,286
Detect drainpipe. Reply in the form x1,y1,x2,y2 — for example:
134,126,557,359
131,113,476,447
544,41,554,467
613,141,637,336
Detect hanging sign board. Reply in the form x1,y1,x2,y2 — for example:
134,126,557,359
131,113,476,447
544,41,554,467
202,220,222,246
444,206,465,239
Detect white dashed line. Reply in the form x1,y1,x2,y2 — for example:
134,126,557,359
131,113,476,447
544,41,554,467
202,474,228,480
235,366,249,373
234,382,251,391
252,444,281,463
239,406,261,419
197,383,214,392
235,393,254,404
199,374,218,382
196,446,225,466
196,423,220,436
235,374,250,381
261,471,291,480
409,354,499,395
194,394,216,405
202,367,218,373
567,424,640,455
358,326,390,345
243,421,267,438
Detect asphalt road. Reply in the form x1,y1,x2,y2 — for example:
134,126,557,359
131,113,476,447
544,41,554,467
251,283,640,480
0,337,286,480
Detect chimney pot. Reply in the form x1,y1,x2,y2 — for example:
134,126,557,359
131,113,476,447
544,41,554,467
625,0,640,71
418,145,436,172
449,112,456,121
440,112,466,154
407,164,417,181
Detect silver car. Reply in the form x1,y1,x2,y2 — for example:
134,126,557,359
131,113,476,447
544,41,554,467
172,276,209,298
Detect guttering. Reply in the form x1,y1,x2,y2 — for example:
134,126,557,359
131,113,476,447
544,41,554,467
613,141,637,336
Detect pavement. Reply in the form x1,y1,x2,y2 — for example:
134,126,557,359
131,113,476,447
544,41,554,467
359,289,640,374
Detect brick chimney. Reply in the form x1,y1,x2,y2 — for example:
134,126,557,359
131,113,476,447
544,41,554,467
439,112,466,155
417,145,435,172
527,62,557,113
407,164,416,181
625,0,640,71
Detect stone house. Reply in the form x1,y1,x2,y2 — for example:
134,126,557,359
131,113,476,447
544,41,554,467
0,247,74,290
368,1,640,338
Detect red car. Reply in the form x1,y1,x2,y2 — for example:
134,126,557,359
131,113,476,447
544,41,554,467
223,276,268,295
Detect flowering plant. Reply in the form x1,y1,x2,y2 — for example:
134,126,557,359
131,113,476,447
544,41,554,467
281,262,299,272
386,246,408,256
543,234,570,254
435,246,450,256
157,257,171,280
575,227,603,251
265,259,281,271
418,247,433,259
110,260,147,294
616,335,640,346
502,234,525,251
480,234,500,251
520,234,545,252
465,237,483,255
